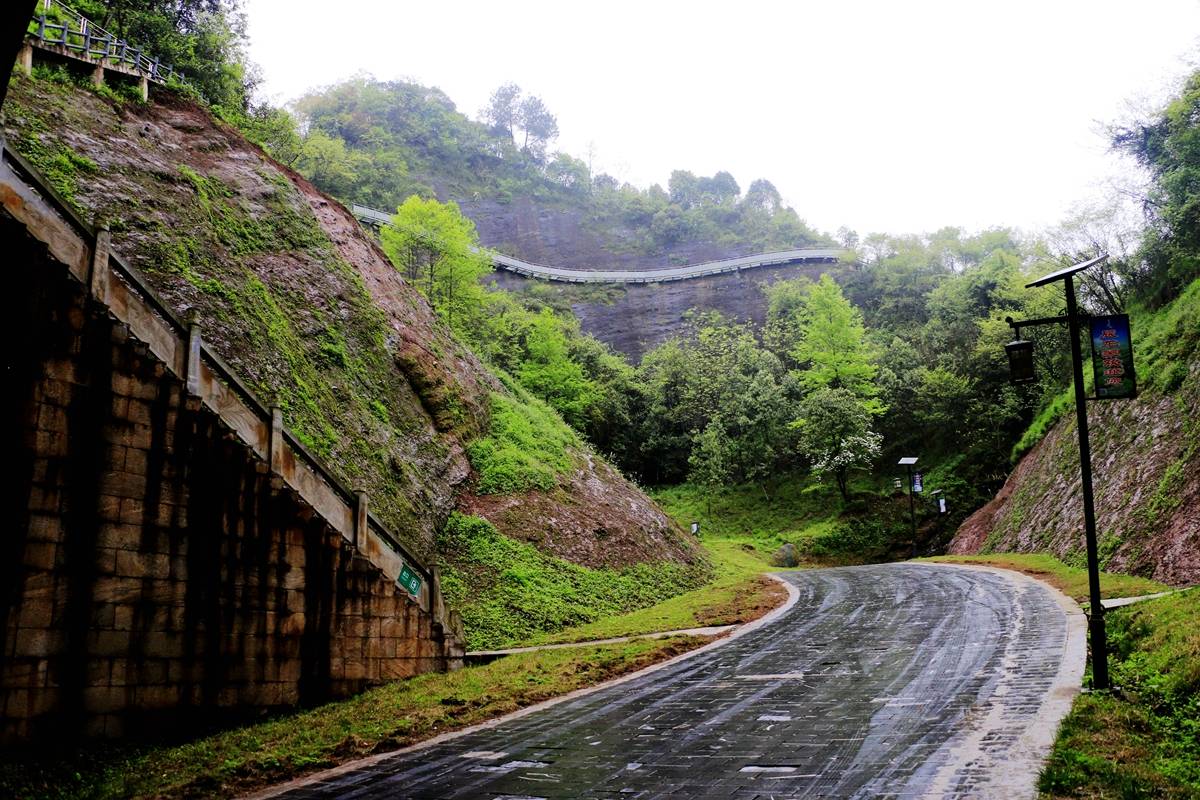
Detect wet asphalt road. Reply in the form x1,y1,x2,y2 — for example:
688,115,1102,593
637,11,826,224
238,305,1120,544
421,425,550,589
269,563,1077,800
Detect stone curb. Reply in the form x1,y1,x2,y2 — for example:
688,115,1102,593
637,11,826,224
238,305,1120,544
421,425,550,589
1101,591,1174,610
241,574,801,800
464,624,739,662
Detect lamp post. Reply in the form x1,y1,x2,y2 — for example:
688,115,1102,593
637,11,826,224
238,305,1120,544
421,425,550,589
1004,254,1110,690
898,457,918,557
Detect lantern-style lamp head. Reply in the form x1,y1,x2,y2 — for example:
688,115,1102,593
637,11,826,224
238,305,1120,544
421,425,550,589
1005,337,1036,384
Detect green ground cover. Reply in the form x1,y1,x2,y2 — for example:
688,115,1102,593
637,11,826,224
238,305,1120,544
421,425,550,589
437,513,710,650
465,388,578,495
524,538,787,645
1039,589,1200,798
0,636,707,800
651,474,844,554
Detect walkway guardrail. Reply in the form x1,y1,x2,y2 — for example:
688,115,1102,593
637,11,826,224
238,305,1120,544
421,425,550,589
28,0,185,85
350,203,842,284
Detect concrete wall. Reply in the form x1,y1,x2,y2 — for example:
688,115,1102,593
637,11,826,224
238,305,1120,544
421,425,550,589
0,215,455,743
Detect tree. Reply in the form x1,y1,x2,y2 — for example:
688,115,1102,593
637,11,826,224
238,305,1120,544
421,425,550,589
650,206,690,245
1112,68,1200,304
294,130,360,198
482,82,521,141
517,95,559,160
1037,201,1144,314
636,313,794,486
379,197,492,332
790,275,883,411
688,365,792,489
517,310,597,429
77,0,255,108
744,179,782,214
668,170,701,209
546,152,590,194
479,84,558,161
699,171,740,204
794,388,882,501
762,277,813,367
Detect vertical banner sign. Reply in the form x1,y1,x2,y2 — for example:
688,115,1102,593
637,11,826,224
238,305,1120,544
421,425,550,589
1090,315,1137,399
912,472,923,493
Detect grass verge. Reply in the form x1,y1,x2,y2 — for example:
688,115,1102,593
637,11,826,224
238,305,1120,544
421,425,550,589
524,538,788,645
438,513,710,650
1038,588,1200,798
919,553,1170,602
651,474,843,552
0,636,709,800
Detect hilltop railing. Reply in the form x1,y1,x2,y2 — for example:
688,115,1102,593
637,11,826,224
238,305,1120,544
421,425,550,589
28,0,185,85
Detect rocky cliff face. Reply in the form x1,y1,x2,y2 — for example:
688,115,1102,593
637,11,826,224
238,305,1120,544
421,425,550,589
950,361,1199,586
458,196,749,271
4,75,699,572
490,263,842,360
458,195,848,360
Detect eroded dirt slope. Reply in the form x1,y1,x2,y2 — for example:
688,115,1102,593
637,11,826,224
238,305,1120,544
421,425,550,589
950,363,1199,586
4,76,698,570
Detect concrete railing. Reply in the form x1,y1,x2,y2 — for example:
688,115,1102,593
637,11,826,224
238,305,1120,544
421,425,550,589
1,141,442,618
22,0,186,94
350,203,843,284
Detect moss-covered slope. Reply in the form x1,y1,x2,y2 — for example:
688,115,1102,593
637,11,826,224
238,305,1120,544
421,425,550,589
950,280,1200,586
3,75,701,586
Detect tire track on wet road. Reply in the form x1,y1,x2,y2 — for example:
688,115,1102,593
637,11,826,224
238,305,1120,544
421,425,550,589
260,563,1083,800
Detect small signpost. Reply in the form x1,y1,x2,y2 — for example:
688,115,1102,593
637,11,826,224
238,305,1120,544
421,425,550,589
898,457,919,557
1090,315,1137,399
399,564,422,596
938,497,947,514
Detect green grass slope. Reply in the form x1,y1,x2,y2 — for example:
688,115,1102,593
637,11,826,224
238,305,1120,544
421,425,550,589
1040,589,1200,798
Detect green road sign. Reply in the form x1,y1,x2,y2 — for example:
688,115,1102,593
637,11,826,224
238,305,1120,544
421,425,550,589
399,565,422,596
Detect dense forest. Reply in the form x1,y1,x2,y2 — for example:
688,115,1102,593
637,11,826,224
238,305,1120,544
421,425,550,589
68,0,1200,555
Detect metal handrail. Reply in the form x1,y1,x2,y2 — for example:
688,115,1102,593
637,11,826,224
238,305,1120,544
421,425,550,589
1,140,433,592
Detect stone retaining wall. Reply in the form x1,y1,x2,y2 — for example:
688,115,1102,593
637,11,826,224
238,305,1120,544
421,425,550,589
1,215,458,742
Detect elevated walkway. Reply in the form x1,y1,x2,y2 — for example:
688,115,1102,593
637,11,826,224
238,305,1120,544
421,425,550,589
351,204,843,284
18,0,186,100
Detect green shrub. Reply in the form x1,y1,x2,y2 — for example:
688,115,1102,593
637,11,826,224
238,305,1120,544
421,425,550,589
467,391,577,494
438,513,708,649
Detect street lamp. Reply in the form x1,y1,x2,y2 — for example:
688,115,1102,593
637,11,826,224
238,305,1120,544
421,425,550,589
898,457,918,557
1004,254,1110,690
931,489,947,515
1004,336,1036,383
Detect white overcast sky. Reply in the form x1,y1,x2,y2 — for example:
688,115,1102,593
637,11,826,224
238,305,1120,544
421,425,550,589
244,0,1200,237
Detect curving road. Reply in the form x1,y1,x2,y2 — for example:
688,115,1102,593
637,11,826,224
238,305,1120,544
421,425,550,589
350,204,842,284
261,563,1083,800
